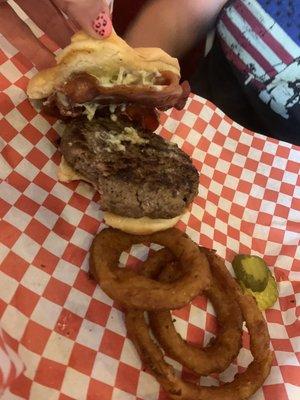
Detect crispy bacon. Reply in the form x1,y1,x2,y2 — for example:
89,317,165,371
43,95,160,131
43,93,83,119
42,72,190,131
62,72,190,111
121,105,159,131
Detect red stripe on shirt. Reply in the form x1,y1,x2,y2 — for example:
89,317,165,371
221,12,278,77
219,37,266,90
235,1,294,64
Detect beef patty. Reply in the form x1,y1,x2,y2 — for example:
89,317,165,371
61,117,199,219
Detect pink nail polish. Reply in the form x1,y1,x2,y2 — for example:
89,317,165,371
92,12,112,38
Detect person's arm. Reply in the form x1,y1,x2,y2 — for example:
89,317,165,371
124,0,228,57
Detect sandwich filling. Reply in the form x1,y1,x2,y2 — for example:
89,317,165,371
43,71,190,128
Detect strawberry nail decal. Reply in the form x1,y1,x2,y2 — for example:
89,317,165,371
93,12,112,38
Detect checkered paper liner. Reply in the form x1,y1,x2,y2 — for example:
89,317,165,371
1,31,300,400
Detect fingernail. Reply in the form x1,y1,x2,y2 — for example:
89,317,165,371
92,12,112,38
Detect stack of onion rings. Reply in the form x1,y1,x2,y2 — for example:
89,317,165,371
90,228,211,310
146,249,244,376
89,228,273,400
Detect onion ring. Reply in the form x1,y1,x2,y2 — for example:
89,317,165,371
89,228,211,310
125,250,273,400
144,248,243,376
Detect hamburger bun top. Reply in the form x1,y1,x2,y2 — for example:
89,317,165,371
27,30,180,99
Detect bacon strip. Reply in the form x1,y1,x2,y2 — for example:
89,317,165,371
43,97,160,131
62,72,190,111
42,72,190,131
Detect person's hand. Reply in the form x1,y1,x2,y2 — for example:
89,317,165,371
0,0,113,69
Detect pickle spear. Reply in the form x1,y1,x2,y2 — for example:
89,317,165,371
232,255,269,292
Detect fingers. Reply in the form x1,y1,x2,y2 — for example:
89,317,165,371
0,0,113,73
0,2,55,69
14,0,74,48
55,0,112,39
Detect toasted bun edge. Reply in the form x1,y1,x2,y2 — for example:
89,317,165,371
103,211,185,235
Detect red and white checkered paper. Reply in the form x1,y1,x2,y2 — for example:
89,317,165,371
1,32,300,400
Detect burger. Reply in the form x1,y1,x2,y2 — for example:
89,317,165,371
27,31,199,234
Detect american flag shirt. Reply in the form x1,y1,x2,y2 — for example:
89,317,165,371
217,0,300,139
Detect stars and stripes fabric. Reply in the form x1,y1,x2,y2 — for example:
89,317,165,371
217,0,300,122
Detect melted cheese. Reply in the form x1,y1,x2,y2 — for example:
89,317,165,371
91,68,163,88
110,114,118,122
105,126,148,152
109,104,117,113
80,102,124,121
83,103,98,120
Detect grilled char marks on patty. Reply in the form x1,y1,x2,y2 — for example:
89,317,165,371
60,118,199,219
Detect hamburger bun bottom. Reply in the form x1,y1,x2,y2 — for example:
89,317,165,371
103,211,185,235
